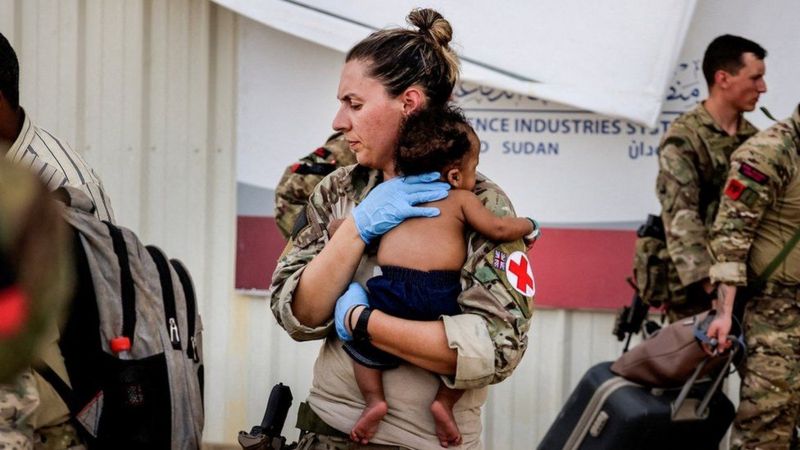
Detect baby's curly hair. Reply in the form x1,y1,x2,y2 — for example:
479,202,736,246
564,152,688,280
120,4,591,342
395,105,475,177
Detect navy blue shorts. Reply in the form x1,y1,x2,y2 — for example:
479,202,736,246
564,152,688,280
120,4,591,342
367,266,462,320
343,266,462,369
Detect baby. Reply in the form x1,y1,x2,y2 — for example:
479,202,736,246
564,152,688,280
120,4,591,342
342,105,539,447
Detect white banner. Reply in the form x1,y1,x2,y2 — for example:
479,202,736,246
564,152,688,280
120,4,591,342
455,78,696,225
214,0,696,127
234,0,800,227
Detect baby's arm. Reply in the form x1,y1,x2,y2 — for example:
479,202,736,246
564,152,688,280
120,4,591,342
458,191,535,242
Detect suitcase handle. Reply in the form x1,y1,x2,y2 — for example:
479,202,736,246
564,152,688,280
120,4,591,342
670,336,741,421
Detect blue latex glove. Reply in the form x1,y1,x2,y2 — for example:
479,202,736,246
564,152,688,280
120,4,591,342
353,172,450,244
334,282,370,341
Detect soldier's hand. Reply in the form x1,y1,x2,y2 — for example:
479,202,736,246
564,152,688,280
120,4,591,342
352,172,450,244
334,283,370,341
705,315,732,355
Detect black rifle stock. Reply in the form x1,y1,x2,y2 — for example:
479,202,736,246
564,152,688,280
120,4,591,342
613,279,654,352
238,383,294,450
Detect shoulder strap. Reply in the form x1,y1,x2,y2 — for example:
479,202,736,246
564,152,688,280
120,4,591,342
757,225,800,284
169,258,198,361
146,245,182,350
34,364,80,414
104,222,137,346
33,364,97,444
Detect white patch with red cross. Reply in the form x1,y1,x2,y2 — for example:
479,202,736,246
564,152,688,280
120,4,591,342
505,251,535,297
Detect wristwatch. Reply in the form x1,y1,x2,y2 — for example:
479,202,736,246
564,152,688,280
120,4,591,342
351,307,372,342
525,217,541,242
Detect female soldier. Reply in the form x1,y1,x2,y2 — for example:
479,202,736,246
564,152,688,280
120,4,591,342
270,8,534,449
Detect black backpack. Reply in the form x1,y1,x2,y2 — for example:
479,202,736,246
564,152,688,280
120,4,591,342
38,187,204,449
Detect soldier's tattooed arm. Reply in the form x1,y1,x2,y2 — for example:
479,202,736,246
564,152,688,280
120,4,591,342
706,283,736,352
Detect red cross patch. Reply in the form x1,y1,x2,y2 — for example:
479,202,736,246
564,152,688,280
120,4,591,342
505,251,535,297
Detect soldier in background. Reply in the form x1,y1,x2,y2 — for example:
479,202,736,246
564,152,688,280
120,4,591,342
273,132,356,239
706,104,800,450
0,161,72,450
656,34,766,321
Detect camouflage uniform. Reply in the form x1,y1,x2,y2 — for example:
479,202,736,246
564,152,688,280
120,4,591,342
0,162,73,449
0,371,38,450
709,105,800,450
270,165,533,449
296,432,406,450
274,132,357,239
656,103,758,321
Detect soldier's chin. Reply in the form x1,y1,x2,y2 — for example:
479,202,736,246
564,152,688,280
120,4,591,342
355,153,370,167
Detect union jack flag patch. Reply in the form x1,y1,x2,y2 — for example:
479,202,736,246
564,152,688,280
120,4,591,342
493,250,508,270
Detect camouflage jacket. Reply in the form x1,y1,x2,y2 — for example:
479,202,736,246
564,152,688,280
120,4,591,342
656,103,758,287
709,105,800,286
273,133,357,239
269,165,533,446
270,164,534,385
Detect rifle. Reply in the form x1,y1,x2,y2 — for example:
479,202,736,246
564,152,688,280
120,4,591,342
613,278,660,352
238,383,295,450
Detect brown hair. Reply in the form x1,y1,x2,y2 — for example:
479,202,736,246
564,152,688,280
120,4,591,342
702,34,766,87
395,105,474,177
346,8,460,109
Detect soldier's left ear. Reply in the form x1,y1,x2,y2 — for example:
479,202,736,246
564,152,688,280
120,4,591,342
715,70,731,89
401,87,425,116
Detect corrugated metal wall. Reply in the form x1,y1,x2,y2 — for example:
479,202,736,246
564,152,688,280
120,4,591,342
0,0,238,444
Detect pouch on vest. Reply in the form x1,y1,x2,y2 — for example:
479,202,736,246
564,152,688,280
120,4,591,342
39,187,204,450
632,214,687,307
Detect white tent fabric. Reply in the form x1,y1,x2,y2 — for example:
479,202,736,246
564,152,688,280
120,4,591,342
212,0,696,127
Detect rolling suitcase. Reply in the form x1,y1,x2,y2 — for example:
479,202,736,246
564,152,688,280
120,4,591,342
537,355,735,450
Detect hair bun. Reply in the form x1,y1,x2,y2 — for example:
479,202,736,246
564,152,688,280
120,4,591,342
407,8,452,48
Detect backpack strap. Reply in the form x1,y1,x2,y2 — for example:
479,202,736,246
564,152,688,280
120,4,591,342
754,224,800,287
104,222,137,346
170,258,199,362
146,246,182,350
34,364,80,414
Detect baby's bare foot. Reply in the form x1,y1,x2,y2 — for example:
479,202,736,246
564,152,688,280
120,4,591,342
431,399,462,448
351,400,388,444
